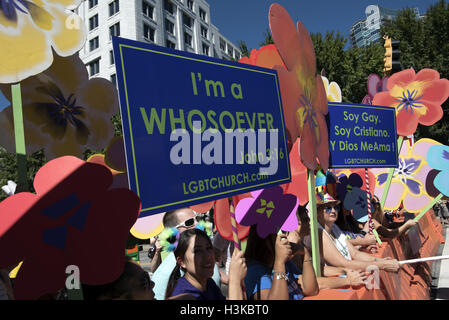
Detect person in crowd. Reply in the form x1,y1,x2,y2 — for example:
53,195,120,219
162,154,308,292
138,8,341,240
82,256,156,300
151,208,221,300
335,204,379,251
165,228,247,300
0,269,14,300
148,236,163,273
243,224,319,300
292,205,367,290
360,195,417,238
313,191,401,273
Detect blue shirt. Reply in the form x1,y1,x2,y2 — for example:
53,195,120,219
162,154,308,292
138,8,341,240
244,261,304,300
152,251,221,300
171,277,225,300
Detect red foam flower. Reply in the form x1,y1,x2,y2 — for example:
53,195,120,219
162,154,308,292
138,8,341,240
372,68,449,136
269,4,329,170
0,156,141,299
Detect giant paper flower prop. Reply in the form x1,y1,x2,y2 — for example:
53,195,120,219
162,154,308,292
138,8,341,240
321,76,342,102
282,138,309,205
372,138,438,213
0,0,86,83
362,74,388,105
269,4,329,170
0,53,118,160
235,185,299,239
426,145,449,197
189,196,251,241
372,69,449,136
0,156,141,299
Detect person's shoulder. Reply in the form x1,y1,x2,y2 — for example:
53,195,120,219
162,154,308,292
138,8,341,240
152,252,176,278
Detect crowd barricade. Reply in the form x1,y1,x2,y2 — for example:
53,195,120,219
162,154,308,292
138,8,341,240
304,210,443,300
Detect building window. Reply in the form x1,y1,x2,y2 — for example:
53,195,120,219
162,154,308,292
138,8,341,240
227,46,233,57
219,38,226,51
109,0,119,17
165,19,174,35
187,0,193,10
88,0,98,9
200,25,208,38
166,40,176,49
183,13,192,28
89,36,99,51
184,32,192,47
89,14,98,31
164,0,174,15
88,59,100,76
109,22,120,39
111,74,117,87
199,7,206,21
110,50,114,65
142,1,154,19
143,23,155,41
202,43,209,56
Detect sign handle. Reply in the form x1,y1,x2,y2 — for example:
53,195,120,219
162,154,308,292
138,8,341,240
380,136,404,208
414,193,444,222
11,83,28,192
229,208,241,251
307,169,321,277
365,168,382,244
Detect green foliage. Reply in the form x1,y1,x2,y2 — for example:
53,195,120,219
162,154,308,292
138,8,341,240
237,40,251,58
259,28,274,46
311,32,384,104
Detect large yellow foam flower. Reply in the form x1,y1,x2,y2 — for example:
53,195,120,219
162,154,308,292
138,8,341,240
321,76,342,102
0,0,86,83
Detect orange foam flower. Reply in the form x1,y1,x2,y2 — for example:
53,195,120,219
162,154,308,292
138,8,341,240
269,4,329,170
372,68,449,136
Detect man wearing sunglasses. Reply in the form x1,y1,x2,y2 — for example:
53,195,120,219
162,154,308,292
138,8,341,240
151,208,221,300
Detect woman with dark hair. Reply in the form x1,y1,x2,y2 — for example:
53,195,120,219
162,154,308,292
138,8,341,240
243,225,319,300
165,228,246,300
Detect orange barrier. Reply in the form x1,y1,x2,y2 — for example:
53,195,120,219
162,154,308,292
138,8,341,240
303,210,443,300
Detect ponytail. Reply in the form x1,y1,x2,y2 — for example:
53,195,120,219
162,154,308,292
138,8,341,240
165,263,182,299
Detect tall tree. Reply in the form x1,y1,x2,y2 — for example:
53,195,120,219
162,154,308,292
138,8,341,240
259,28,274,46
237,40,250,58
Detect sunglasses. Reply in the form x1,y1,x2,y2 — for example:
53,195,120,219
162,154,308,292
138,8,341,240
174,216,198,229
324,206,340,213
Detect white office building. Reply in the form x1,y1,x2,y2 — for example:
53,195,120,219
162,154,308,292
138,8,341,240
350,5,420,48
76,0,242,85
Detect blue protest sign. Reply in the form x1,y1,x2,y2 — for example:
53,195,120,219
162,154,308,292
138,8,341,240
327,102,398,168
112,37,291,217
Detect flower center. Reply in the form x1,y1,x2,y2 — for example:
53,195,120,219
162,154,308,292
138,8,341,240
394,89,424,114
298,86,320,141
0,0,29,21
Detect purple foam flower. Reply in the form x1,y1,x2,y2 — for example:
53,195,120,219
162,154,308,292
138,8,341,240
362,74,389,105
235,186,299,239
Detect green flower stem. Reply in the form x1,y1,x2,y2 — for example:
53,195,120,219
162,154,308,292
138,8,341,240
11,83,28,192
380,136,404,208
414,193,444,222
307,169,321,277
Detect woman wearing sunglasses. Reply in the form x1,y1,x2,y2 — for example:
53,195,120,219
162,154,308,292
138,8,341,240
315,192,401,273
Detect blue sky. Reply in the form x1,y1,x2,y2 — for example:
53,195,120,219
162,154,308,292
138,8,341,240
207,0,440,51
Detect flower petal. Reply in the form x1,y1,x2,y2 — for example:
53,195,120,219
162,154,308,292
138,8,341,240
367,74,381,97
415,68,441,82
48,6,86,56
269,4,303,72
254,44,285,69
372,91,396,107
417,101,443,126
0,18,51,83
396,109,419,136
328,81,342,102
27,1,54,31
421,78,449,105
427,145,449,171
387,69,416,90
297,21,316,77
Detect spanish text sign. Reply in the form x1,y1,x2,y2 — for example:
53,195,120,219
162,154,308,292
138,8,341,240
112,37,291,217
327,102,398,168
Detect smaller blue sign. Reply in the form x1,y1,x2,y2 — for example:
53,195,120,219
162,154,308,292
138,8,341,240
327,102,398,168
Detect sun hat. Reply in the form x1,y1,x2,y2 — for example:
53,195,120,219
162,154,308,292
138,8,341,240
316,191,341,206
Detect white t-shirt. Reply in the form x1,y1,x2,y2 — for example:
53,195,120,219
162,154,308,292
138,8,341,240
320,224,352,261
